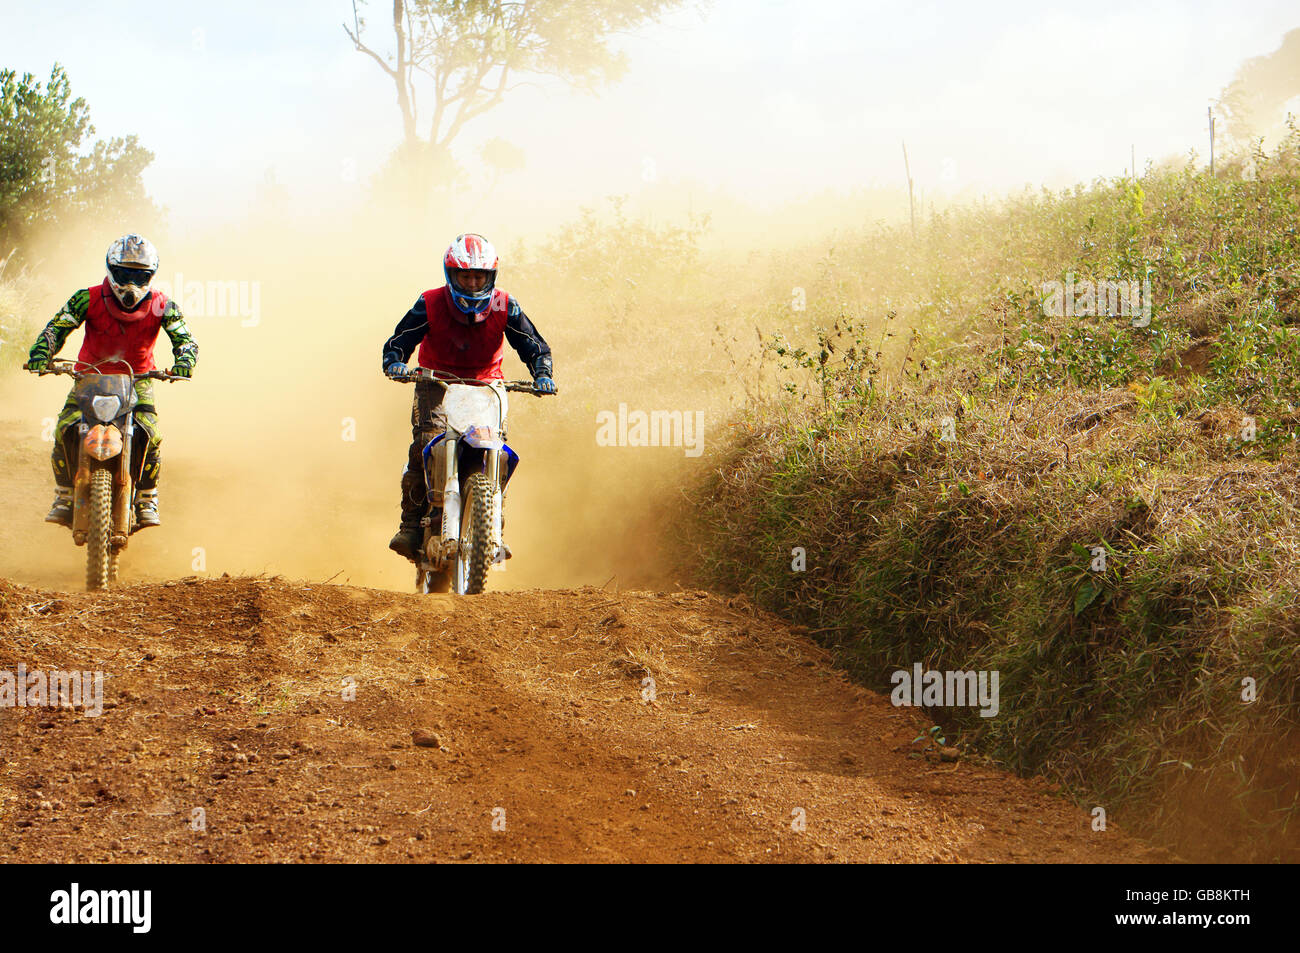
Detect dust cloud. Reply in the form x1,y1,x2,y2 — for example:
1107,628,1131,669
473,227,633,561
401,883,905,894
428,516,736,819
6,7,1289,596
0,196,738,595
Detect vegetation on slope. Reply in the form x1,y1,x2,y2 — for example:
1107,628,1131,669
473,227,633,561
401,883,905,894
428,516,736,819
686,130,1300,862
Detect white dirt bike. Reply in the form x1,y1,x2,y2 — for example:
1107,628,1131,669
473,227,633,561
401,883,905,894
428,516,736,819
392,369,552,595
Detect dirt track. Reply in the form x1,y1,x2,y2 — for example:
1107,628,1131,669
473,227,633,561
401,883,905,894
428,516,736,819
0,576,1164,863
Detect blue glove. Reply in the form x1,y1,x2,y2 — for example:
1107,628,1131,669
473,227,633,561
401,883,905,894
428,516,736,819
533,375,557,395
385,361,409,379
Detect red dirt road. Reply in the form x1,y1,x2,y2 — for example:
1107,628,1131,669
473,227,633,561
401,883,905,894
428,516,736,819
0,577,1163,862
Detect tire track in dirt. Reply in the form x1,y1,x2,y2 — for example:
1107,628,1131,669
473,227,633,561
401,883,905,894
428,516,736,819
0,577,1167,862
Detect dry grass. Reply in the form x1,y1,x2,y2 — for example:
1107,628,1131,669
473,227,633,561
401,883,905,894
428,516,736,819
682,134,1300,862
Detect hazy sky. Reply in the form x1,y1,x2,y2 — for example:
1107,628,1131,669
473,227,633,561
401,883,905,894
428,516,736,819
3,0,1298,233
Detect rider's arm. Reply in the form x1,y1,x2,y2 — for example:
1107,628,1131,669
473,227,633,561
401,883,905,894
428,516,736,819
503,296,553,378
382,295,428,370
161,300,198,371
27,289,90,366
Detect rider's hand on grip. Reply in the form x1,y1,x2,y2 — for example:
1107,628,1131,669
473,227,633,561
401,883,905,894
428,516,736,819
385,361,409,379
533,375,557,395
24,357,48,373
170,364,194,379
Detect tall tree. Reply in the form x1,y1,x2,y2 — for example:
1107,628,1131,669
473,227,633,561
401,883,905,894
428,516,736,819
344,0,688,186
1217,28,1300,150
0,64,155,257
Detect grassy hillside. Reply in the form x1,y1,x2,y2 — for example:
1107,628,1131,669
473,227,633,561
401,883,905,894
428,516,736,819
684,130,1300,862
0,259,35,374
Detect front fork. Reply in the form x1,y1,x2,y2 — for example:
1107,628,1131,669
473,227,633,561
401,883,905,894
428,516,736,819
424,437,506,568
70,419,134,547
484,449,505,566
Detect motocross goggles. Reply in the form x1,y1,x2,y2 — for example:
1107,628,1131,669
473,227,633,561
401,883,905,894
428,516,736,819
109,264,155,288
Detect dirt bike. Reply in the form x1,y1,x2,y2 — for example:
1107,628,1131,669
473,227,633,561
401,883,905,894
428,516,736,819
392,369,553,595
25,358,187,591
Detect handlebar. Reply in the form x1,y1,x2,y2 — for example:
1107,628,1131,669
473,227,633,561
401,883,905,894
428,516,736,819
389,367,555,395
24,359,189,383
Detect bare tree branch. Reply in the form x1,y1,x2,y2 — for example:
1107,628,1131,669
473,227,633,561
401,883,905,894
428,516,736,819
342,22,395,77
440,65,511,148
346,0,688,165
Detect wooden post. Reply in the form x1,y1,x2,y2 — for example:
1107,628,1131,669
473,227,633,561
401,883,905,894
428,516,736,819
1208,106,1216,175
902,141,916,239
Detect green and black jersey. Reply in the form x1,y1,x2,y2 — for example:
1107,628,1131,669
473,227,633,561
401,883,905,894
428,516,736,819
28,288,199,370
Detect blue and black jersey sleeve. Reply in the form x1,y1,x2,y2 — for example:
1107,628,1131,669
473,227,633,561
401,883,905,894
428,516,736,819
381,293,553,377
504,296,552,378
381,295,429,369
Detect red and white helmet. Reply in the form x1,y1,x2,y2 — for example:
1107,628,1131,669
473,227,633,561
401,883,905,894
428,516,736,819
443,233,498,320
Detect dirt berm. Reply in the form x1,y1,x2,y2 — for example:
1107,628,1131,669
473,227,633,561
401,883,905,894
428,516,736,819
0,576,1165,863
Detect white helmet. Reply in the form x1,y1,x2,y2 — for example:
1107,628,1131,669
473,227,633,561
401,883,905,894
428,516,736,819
106,234,159,310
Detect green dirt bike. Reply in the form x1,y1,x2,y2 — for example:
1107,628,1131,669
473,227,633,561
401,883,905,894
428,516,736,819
27,359,187,590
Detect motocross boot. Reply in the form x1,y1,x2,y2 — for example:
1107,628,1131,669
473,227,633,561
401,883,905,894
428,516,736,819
45,487,73,527
391,462,428,561
499,509,512,561
389,521,423,561
135,489,161,528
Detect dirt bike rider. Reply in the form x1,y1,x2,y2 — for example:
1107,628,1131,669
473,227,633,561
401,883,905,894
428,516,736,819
25,234,198,528
382,232,555,561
